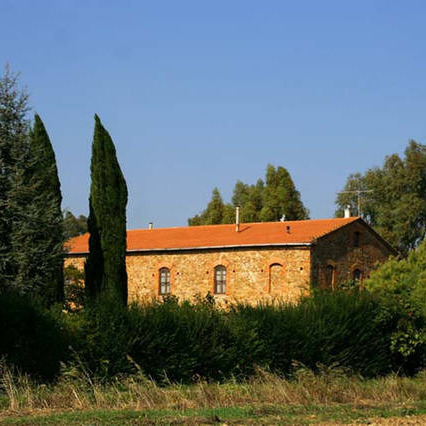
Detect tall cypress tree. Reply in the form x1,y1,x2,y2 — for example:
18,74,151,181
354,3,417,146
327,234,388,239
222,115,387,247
8,114,64,303
85,115,128,305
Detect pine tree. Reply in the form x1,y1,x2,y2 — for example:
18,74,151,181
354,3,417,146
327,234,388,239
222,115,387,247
0,65,30,291
260,165,309,221
188,188,226,225
85,115,128,305
188,166,309,225
63,210,87,240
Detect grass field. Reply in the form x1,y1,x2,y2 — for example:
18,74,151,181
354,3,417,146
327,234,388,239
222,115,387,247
2,404,426,425
1,367,426,424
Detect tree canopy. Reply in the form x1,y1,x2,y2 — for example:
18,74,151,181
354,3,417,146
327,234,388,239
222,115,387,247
0,67,64,303
335,141,426,255
63,210,87,240
188,165,309,226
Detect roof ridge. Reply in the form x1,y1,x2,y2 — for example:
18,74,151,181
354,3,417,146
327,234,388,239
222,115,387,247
127,217,357,233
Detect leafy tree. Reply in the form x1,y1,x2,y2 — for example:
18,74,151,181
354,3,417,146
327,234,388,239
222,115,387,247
9,114,64,303
188,165,309,225
0,65,30,291
365,239,426,370
63,210,87,240
335,141,426,255
85,115,128,305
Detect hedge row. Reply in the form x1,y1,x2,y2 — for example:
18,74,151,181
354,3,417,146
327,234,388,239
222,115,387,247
1,290,424,382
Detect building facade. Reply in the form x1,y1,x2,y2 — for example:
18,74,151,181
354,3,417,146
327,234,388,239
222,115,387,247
65,217,396,305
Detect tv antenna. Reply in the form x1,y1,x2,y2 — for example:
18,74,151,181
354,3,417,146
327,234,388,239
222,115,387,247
338,189,374,217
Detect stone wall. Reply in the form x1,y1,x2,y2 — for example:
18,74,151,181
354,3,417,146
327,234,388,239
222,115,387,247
311,221,395,287
64,221,395,303
64,246,311,305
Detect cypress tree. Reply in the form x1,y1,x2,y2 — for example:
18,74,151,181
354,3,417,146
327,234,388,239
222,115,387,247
8,114,64,303
85,115,128,305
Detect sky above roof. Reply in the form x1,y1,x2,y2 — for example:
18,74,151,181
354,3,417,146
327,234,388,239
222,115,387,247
1,1,426,228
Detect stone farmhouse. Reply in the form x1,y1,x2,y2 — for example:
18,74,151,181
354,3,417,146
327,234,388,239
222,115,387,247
64,217,396,304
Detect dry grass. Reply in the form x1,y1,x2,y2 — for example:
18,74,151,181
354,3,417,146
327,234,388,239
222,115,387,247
1,363,425,420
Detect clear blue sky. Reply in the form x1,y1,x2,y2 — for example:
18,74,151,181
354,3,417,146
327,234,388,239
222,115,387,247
1,1,425,228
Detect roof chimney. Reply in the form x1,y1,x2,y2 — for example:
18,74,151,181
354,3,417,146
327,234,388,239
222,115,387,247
235,206,240,232
148,222,153,230
286,225,290,234
344,205,351,219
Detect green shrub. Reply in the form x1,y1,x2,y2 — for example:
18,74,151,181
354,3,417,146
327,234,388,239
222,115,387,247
66,299,133,379
366,240,426,374
0,292,66,381
127,296,261,383
233,290,393,377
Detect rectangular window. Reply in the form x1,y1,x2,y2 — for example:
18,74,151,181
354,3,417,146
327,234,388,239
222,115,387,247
159,268,170,295
214,266,226,294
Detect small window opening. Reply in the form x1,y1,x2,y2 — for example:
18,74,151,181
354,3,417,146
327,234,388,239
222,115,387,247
214,265,226,294
326,265,335,288
159,267,171,295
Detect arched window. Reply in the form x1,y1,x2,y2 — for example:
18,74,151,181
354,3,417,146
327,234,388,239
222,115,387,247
269,263,283,294
326,265,335,288
159,267,171,295
214,265,226,294
353,268,362,282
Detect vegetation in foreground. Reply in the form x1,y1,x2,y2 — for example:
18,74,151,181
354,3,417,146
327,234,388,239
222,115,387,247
1,288,425,384
1,367,425,424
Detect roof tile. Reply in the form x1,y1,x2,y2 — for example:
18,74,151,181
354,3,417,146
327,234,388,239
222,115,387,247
65,217,359,254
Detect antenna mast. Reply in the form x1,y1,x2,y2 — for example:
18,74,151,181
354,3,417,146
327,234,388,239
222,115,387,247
338,189,374,217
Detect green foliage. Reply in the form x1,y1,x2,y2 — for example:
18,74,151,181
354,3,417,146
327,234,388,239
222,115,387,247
85,115,128,305
365,240,426,372
9,114,64,304
188,165,309,225
335,141,426,255
0,292,66,381
127,297,260,383
234,290,393,377
0,65,30,291
64,265,85,311
63,210,87,240
1,289,424,383
67,300,133,379
64,290,421,383
0,69,63,305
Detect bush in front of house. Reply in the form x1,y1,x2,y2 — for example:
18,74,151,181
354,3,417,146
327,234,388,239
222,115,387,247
232,290,395,377
0,292,66,381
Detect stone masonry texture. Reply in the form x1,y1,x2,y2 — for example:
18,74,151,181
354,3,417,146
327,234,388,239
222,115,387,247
64,221,395,304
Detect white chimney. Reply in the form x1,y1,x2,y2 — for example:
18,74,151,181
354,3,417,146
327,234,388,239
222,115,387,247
235,206,240,232
148,222,153,230
344,205,351,218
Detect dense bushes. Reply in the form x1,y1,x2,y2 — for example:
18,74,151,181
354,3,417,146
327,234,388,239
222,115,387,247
2,289,425,383
365,240,426,374
0,293,66,381
235,290,394,377
67,290,424,383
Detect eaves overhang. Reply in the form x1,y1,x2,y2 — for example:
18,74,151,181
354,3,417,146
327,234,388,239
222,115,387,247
64,242,312,257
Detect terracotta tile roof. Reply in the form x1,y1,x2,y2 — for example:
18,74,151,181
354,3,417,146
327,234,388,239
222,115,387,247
65,217,359,254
